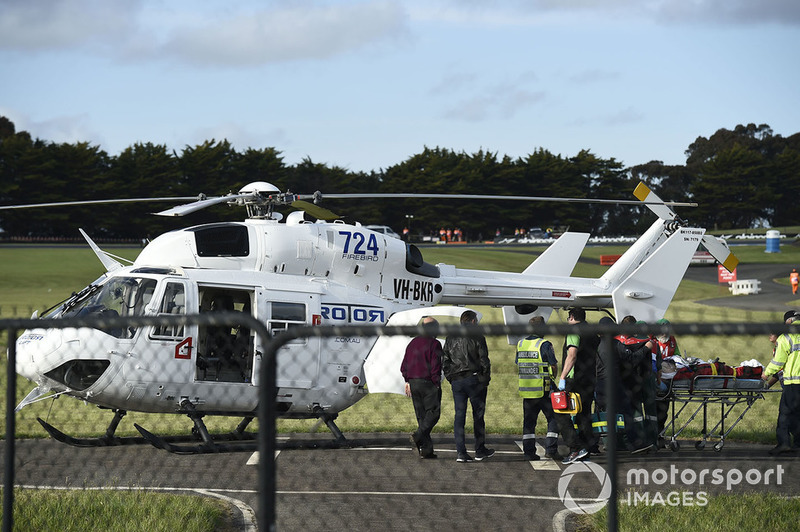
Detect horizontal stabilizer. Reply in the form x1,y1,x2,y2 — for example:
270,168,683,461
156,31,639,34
501,232,588,344
521,232,590,276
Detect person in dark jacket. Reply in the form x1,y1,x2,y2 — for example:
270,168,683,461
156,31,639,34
401,316,443,459
442,310,495,462
597,316,654,453
615,315,656,452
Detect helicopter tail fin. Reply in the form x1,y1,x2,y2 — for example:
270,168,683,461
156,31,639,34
502,232,590,344
609,224,702,322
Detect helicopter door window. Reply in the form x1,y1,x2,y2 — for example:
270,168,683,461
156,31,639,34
151,283,186,338
268,302,306,345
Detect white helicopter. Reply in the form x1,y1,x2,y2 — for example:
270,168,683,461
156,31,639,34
5,181,737,453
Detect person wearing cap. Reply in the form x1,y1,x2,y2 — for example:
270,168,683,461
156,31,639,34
763,310,800,455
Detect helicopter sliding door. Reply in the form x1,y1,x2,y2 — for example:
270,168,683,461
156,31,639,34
255,289,320,389
195,286,255,384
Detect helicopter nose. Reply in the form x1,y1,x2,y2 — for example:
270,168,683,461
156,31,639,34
15,329,63,381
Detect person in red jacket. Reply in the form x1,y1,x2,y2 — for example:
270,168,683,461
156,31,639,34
401,317,443,459
652,318,680,445
791,268,799,295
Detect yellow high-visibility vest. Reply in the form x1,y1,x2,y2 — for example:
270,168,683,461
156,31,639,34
767,333,800,385
516,337,552,398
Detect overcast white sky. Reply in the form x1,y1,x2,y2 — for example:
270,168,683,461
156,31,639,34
2,0,798,173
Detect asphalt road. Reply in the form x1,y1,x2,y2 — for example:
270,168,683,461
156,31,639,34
7,431,800,532
682,262,800,314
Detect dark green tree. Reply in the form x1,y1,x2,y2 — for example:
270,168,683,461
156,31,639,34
690,144,769,229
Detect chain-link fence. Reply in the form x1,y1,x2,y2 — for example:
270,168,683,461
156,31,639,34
2,314,798,531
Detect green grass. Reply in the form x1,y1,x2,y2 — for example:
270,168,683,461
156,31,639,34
2,488,232,532
583,493,800,532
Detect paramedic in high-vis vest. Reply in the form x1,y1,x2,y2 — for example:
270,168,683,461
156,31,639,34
516,316,561,461
763,310,800,455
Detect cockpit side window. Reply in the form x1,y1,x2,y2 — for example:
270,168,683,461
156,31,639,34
151,282,186,338
61,276,158,339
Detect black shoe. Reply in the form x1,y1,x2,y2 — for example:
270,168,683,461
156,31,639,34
456,453,474,463
769,444,792,456
589,445,601,456
475,448,495,461
421,453,438,459
631,444,653,455
544,452,563,461
524,453,540,461
410,433,421,455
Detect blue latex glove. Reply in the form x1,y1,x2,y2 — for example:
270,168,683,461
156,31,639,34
558,379,566,391
658,381,668,393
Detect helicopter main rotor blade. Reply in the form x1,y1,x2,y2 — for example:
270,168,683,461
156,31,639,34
0,197,200,211
154,194,251,216
313,193,698,208
291,200,339,221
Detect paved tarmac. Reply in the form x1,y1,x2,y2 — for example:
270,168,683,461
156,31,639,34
7,431,800,532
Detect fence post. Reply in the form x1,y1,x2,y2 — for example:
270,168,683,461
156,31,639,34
4,328,18,532
258,331,279,532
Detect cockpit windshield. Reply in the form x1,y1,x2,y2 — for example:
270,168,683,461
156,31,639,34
57,276,158,338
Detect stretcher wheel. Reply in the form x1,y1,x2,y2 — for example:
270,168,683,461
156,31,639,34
695,441,705,451
714,442,724,452
669,440,680,452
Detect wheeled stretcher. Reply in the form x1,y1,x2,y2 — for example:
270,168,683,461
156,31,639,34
659,374,778,452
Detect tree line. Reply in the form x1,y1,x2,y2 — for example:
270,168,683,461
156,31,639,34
1,116,798,242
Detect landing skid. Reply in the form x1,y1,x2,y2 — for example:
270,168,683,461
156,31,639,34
38,404,350,454
37,412,257,450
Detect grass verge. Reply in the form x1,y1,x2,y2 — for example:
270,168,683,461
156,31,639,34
2,488,232,532
581,492,800,532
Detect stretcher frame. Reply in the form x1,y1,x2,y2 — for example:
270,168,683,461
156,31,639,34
659,374,779,452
